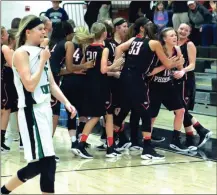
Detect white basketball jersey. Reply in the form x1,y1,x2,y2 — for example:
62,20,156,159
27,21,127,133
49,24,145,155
12,46,51,108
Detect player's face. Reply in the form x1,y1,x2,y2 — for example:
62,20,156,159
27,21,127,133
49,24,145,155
66,33,74,41
164,30,178,46
177,24,191,39
27,23,45,45
117,22,128,38
1,29,9,45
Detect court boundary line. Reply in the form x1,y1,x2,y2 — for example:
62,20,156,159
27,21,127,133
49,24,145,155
1,159,205,178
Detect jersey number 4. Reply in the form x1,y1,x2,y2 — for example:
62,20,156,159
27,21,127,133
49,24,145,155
86,51,97,61
128,41,143,55
73,48,80,62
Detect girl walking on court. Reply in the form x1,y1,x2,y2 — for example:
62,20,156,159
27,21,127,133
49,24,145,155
1,15,76,194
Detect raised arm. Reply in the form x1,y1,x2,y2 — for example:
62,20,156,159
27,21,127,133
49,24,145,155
13,47,50,92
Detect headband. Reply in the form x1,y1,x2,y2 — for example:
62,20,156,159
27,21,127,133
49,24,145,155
25,18,43,30
114,19,127,27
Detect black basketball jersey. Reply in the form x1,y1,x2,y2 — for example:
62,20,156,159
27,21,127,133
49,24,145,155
73,43,83,65
180,40,195,81
105,38,120,63
1,45,13,83
50,40,66,75
151,48,177,84
85,43,105,81
123,38,157,76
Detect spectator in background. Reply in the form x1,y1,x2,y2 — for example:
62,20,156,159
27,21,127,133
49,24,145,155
40,16,53,38
45,1,69,24
187,1,213,46
154,1,168,31
172,1,189,30
67,19,76,29
128,1,152,23
202,1,217,46
11,18,21,29
83,1,111,30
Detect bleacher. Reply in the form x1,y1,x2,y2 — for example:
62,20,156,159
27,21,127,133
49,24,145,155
192,46,217,116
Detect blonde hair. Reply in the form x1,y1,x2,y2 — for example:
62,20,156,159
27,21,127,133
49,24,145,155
1,26,6,34
75,22,106,45
16,15,38,49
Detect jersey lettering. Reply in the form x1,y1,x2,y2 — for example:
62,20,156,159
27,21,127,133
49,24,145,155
40,84,50,94
164,69,171,77
110,43,116,57
128,41,143,55
50,44,57,53
86,51,97,61
73,48,80,62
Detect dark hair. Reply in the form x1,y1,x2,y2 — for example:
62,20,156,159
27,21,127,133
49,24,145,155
11,18,21,29
155,1,165,13
127,19,158,40
49,21,74,49
144,23,158,40
100,20,114,40
127,17,151,39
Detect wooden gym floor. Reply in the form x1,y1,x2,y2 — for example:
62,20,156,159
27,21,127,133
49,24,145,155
1,109,216,194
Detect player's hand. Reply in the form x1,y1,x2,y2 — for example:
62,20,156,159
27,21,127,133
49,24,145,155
173,70,185,79
65,102,77,119
113,71,121,79
40,46,50,62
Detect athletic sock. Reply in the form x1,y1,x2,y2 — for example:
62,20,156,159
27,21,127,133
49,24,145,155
80,134,88,142
107,137,114,147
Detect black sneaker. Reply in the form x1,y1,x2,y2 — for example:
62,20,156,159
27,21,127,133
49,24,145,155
1,143,10,152
55,156,60,162
116,141,132,151
141,142,165,160
129,143,143,151
185,135,197,151
170,135,189,152
71,140,78,150
151,135,165,143
197,128,213,148
96,143,107,151
106,144,122,158
72,142,93,159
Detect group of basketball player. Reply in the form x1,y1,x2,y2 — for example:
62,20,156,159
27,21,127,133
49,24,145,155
1,14,213,194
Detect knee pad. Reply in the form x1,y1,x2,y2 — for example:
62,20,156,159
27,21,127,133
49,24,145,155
67,117,77,130
17,161,40,182
40,156,56,193
183,112,193,127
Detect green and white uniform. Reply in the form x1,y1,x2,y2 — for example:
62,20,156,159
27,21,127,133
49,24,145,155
12,46,55,163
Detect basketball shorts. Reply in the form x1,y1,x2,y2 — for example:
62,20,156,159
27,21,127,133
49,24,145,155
18,102,55,163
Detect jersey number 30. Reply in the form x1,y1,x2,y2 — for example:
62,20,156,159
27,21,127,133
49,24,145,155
128,41,143,55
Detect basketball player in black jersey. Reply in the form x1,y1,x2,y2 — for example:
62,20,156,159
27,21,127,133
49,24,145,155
148,27,194,152
60,26,94,150
1,26,14,152
97,18,131,151
49,21,94,138
71,22,124,159
113,21,184,159
174,23,212,148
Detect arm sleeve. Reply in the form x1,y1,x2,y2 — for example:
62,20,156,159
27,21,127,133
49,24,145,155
164,11,169,25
